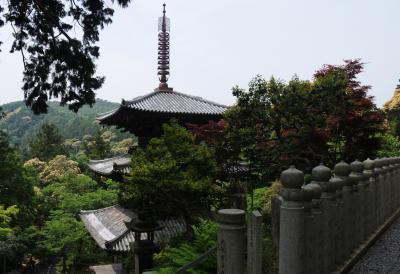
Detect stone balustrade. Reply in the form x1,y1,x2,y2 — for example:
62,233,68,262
278,157,400,274
216,157,400,274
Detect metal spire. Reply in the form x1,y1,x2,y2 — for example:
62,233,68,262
156,3,172,91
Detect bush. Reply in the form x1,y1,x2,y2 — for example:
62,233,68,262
154,219,217,274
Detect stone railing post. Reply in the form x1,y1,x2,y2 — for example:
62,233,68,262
395,158,400,208
217,209,246,274
374,159,384,226
312,164,334,274
247,210,262,274
301,184,317,274
389,158,396,213
349,160,363,249
381,158,390,219
363,158,375,237
386,158,392,216
334,161,351,260
307,181,323,274
330,169,345,265
279,166,307,274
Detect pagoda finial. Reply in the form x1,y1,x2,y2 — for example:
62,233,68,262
156,3,172,91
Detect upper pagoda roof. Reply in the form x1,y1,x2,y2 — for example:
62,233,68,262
98,90,227,123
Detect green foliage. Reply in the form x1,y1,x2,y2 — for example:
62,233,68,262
82,129,112,159
28,123,65,161
1,1,132,113
0,100,132,151
377,134,400,157
154,220,217,274
247,187,268,212
36,171,118,270
122,120,216,220
40,211,87,255
0,206,18,240
0,130,35,211
224,60,384,181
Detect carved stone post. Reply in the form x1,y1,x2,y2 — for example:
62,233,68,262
247,210,262,274
374,159,384,226
279,166,307,274
329,174,343,267
331,164,345,265
302,184,316,274
334,161,351,260
308,181,323,274
363,159,375,237
389,158,396,213
395,157,400,208
381,158,390,219
217,209,246,274
312,164,334,274
349,160,363,249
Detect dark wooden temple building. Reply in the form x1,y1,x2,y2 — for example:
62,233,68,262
88,4,227,178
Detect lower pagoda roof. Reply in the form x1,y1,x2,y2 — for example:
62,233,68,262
80,205,187,252
88,155,131,176
97,90,227,136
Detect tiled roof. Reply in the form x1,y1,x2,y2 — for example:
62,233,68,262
88,155,131,176
79,205,187,252
90,264,124,274
97,90,227,122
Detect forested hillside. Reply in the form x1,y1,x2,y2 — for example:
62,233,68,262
0,99,130,149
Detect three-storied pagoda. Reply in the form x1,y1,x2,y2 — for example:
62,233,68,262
82,5,226,256
88,3,227,178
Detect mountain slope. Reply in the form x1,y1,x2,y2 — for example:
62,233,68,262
0,99,127,148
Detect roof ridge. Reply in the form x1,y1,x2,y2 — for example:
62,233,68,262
79,204,124,214
170,90,228,108
88,154,130,164
123,91,159,106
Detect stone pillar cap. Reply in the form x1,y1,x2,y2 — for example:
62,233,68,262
334,161,350,177
280,165,304,189
350,159,364,173
312,163,331,181
217,209,246,225
363,158,374,171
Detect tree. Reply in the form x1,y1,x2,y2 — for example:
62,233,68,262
122,120,217,224
82,129,112,159
29,122,65,161
224,60,384,181
25,155,81,185
0,205,18,240
383,81,400,136
0,130,35,211
0,0,132,114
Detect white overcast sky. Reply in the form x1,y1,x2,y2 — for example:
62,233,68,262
0,0,399,107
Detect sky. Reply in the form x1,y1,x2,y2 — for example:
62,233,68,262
0,0,399,107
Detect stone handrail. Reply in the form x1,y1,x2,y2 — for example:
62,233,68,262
278,157,400,274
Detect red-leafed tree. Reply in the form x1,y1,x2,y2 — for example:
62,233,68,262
313,59,385,161
223,59,384,181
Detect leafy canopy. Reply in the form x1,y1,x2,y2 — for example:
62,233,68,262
0,0,132,114
224,59,384,180
28,122,65,161
122,120,216,221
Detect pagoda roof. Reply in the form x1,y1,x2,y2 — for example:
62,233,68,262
88,155,131,176
79,205,187,252
98,90,227,122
